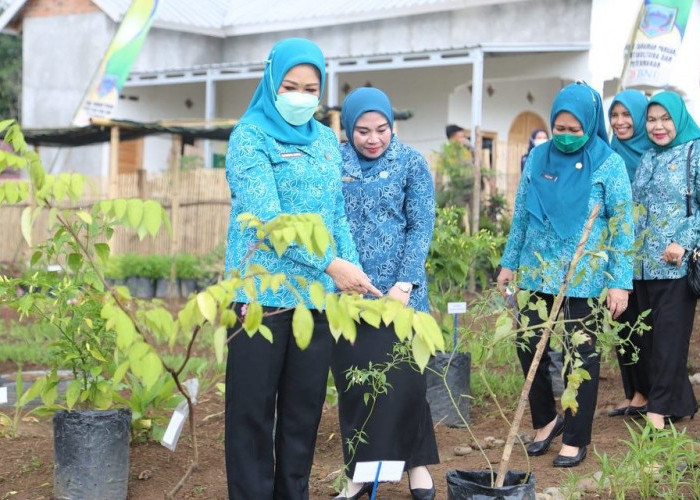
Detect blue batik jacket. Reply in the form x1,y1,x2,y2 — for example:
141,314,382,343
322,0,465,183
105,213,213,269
224,122,360,308
632,140,700,280
340,137,435,312
501,152,634,297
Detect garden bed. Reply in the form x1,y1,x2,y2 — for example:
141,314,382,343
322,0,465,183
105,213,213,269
0,307,699,499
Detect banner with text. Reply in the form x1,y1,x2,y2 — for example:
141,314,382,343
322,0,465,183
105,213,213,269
622,0,694,88
73,0,160,126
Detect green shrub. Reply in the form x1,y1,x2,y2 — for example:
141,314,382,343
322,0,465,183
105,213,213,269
174,253,201,280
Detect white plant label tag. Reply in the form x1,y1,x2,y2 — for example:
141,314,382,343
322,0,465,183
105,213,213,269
352,460,405,482
447,302,467,314
0,387,7,404
161,409,186,449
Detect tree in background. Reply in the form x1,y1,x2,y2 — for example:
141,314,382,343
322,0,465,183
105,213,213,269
0,33,21,120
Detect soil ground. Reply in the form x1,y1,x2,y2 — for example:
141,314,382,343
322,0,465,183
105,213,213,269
1,310,700,499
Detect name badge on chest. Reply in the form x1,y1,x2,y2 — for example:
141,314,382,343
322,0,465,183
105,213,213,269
280,152,303,158
540,172,558,182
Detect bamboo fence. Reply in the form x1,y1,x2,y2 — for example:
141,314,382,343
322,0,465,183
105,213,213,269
0,168,230,264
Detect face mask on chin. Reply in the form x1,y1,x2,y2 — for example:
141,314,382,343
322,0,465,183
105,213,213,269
274,92,319,126
533,138,548,147
552,133,589,153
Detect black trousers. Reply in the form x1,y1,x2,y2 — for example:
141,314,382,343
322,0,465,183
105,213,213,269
331,322,439,478
225,304,333,500
634,278,698,418
614,291,652,400
517,293,599,447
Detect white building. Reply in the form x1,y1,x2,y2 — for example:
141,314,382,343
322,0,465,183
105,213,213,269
2,0,699,205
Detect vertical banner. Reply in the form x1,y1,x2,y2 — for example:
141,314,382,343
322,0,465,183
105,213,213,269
73,0,160,126
622,0,694,88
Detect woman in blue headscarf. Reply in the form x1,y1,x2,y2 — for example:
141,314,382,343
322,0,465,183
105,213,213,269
607,90,654,418
331,88,438,499
497,82,634,467
223,38,380,499
633,90,700,429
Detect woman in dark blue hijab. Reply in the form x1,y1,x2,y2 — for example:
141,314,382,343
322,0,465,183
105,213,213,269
606,89,653,418
497,82,634,467
332,87,438,499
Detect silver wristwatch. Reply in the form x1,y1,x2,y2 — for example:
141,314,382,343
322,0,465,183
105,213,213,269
396,282,413,293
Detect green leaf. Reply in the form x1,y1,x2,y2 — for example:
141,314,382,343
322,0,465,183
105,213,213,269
221,308,237,328
325,293,342,341
67,253,82,273
112,361,130,386
393,308,413,341
69,174,85,200
142,200,163,236
113,199,127,219
214,326,227,364
76,211,93,225
360,309,382,328
126,199,144,228
243,302,263,334
258,324,273,343
292,303,314,350
20,206,32,245
94,243,110,264
196,291,217,324
380,299,402,326
65,379,82,409
114,311,137,350
494,312,514,343
309,281,326,311
141,352,163,389
411,334,431,372
18,376,46,407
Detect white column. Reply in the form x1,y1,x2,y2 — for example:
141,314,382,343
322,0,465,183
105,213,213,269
326,61,339,107
470,48,484,149
203,72,216,168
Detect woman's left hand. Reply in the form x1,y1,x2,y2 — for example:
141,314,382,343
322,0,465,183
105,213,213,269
606,288,629,320
662,242,685,267
387,285,410,306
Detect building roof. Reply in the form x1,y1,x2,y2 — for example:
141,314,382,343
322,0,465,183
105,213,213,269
91,0,524,37
2,0,527,37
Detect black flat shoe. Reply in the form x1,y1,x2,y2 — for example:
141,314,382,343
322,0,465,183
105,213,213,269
526,414,565,456
408,474,435,500
335,483,372,500
628,404,647,417
608,406,629,417
553,446,587,467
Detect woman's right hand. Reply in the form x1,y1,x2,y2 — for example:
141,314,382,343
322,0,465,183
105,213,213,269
326,258,383,297
496,267,515,298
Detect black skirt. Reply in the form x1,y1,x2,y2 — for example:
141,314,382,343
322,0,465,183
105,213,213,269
331,321,440,477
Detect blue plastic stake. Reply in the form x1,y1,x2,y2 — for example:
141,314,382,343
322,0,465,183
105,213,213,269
453,313,459,351
370,461,382,500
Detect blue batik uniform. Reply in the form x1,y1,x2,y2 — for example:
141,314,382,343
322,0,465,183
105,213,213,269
340,137,434,311
501,151,634,296
224,122,359,308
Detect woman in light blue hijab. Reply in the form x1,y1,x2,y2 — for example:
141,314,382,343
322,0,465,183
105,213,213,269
498,82,634,467
606,89,653,418
332,88,438,499
224,38,380,499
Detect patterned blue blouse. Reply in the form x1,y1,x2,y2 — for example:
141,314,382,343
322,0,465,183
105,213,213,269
224,122,360,308
340,137,435,312
632,140,700,280
501,152,634,297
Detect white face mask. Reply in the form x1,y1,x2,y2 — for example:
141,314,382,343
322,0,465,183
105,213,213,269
533,138,548,147
274,92,319,126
